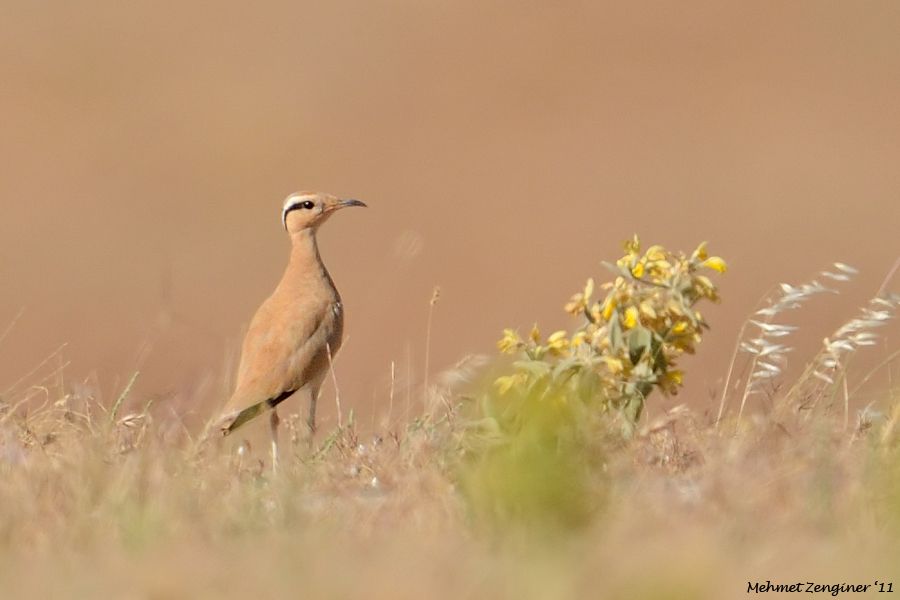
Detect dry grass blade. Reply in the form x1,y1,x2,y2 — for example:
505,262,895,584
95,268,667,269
786,294,899,418
109,371,140,424
2,343,68,398
0,307,25,350
726,264,853,427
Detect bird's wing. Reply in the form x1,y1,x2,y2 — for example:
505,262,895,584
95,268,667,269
220,298,337,433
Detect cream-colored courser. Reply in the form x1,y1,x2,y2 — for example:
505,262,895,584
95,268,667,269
219,191,365,468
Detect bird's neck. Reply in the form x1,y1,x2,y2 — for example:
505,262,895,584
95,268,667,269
281,229,336,292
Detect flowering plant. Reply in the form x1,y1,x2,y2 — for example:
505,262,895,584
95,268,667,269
492,236,726,435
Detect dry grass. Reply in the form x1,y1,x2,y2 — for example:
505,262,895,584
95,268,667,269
1,272,899,599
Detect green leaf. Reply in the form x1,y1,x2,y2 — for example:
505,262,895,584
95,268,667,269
514,360,551,378
552,356,582,380
609,314,624,353
632,361,653,380
624,393,644,422
627,326,652,365
651,333,667,373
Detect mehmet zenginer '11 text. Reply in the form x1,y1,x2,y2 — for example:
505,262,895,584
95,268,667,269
748,581,893,595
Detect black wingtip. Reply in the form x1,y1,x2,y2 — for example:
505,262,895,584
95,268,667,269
224,403,265,434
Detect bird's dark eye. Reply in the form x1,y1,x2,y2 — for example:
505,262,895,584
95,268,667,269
301,200,315,210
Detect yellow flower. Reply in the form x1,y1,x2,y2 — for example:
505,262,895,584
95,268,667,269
529,323,541,344
644,245,666,262
667,300,685,316
497,329,521,354
647,259,672,280
623,235,641,255
671,321,688,334
702,256,728,273
623,306,639,329
631,261,645,278
565,279,596,315
659,369,684,393
602,297,617,321
571,331,587,347
694,274,714,292
564,293,585,315
692,241,709,261
600,356,625,374
546,330,569,353
639,301,657,320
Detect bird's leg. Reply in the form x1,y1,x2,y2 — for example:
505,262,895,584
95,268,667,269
306,388,319,447
269,409,280,474
307,394,317,434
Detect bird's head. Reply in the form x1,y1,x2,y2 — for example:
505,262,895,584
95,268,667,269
282,192,366,234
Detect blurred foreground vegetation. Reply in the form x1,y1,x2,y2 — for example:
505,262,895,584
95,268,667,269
1,241,899,599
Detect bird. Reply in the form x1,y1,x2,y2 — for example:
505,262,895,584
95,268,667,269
219,191,366,470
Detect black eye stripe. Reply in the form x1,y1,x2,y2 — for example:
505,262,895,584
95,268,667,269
283,199,318,226
282,198,320,228
285,200,315,214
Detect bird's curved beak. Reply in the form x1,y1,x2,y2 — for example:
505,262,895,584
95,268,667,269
338,199,367,209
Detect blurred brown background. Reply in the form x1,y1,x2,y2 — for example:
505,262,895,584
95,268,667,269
2,1,898,429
